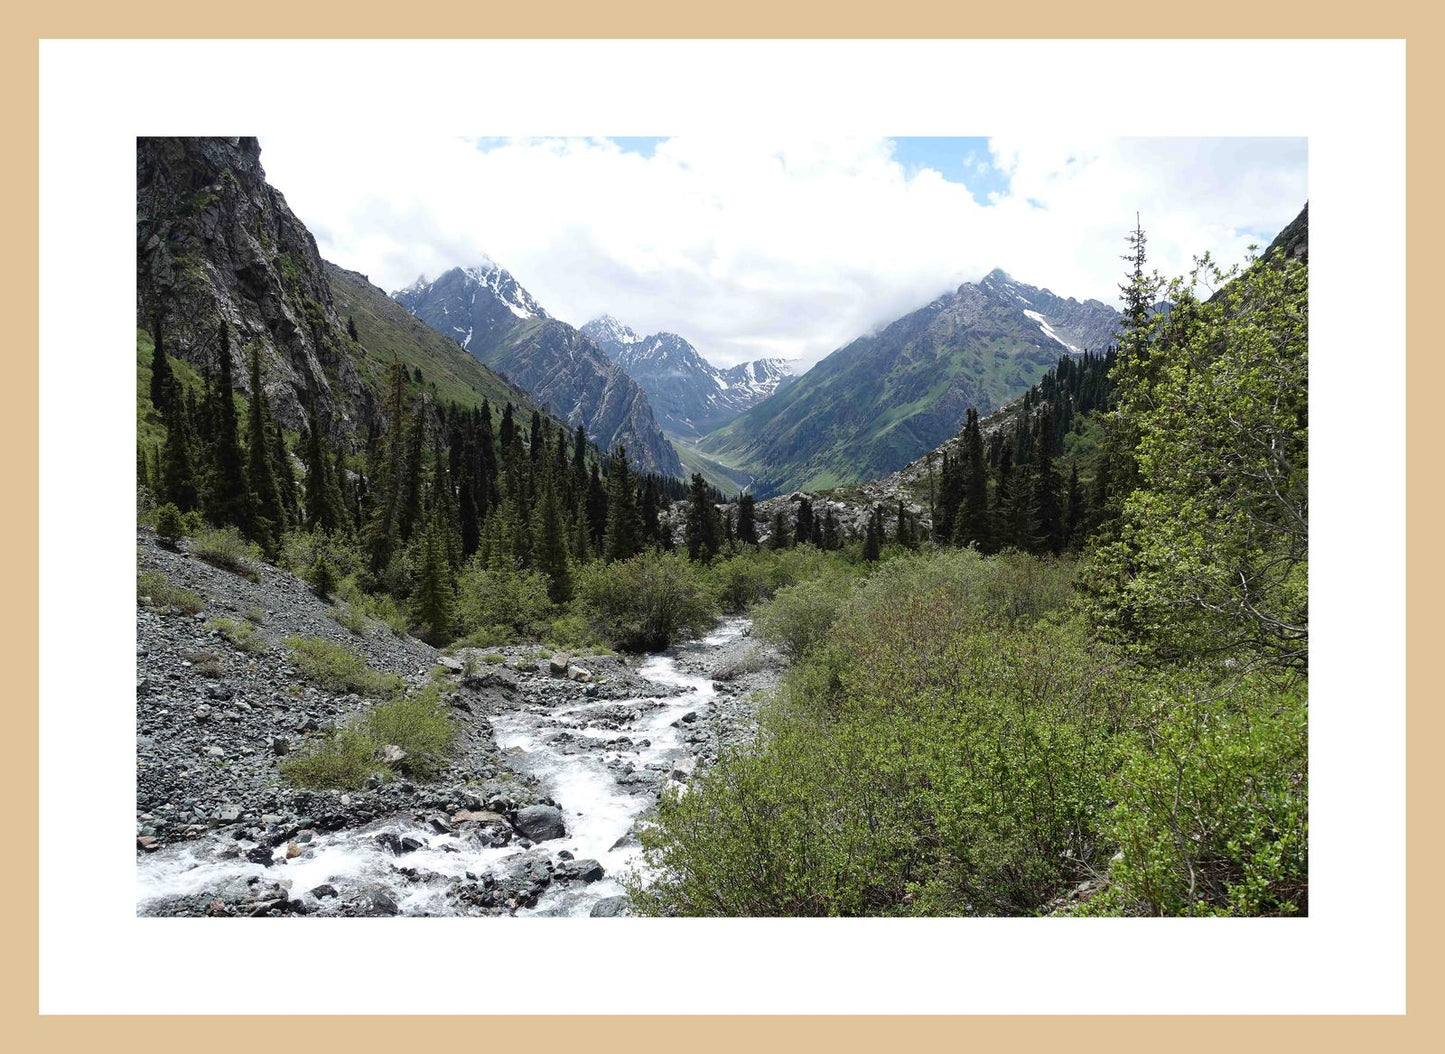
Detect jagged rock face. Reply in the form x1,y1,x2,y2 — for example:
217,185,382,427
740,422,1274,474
492,319,683,477
696,270,1120,498
394,269,682,477
136,137,372,436
580,320,795,440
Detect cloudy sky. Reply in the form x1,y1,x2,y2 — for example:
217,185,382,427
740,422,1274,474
258,135,1307,372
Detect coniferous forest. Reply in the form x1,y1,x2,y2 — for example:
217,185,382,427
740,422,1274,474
134,135,1306,919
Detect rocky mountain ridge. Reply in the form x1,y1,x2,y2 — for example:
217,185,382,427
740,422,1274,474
392,270,682,476
581,316,795,439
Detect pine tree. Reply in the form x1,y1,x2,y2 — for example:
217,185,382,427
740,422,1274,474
641,476,662,547
737,492,759,545
204,323,254,536
862,505,884,562
795,497,815,548
821,507,841,551
684,472,721,561
364,362,409,572
159,397,199,512
953,409,992,552
602,446,642,562
346,316,359,343
894,500,918,549
409,512,457,644
768,507,791,550
148,312,176,416
532,468,572,603
271,419,299,530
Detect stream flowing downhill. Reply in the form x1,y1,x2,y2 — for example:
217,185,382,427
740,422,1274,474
136,618,753,917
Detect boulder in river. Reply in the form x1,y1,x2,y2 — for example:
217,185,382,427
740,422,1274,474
513,804,566,842
590,896,630,917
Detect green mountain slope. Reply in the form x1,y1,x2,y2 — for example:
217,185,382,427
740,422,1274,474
698,270,1119,497
325,262,550,422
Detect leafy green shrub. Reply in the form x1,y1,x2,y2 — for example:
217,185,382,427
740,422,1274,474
191,527,263,580
242,606,266,624
279,728,381,790
753,577,852,661
576,551,719,652
308,552,339,600
361,687,455,779
154,503,186,547
283,635,403,698
1085,677,1308,917
542,612,606,651
479,653,505,664
630,615,1136,917
453,562,553,640
207,616,267,655
138,570,204,615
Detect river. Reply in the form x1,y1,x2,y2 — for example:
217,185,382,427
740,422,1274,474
135,617,752,917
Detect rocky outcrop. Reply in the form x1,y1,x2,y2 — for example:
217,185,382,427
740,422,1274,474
136,137,373,437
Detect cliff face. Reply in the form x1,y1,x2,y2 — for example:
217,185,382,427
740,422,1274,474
136,137,373,435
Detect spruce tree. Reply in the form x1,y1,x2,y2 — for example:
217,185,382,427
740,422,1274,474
149,312,176,417
532,469,572,603
954,409,992,552
768,507,791,550
271,418,299,529
204,324,254,536
586,462,608,546
821,507,841,551
159,397,199,513
737,492,759,545
862,505,884,562
684,472,721,561
795,497,815,548
602,446,642,562
409,512,456,644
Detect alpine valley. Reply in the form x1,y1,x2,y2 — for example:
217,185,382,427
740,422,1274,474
131,135,1309,924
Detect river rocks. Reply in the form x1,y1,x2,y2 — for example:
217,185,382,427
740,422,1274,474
556,858,605,883
590,896,630,917
512,804,566,842
310,883,338,900
364,890,400,916
549,655,570,677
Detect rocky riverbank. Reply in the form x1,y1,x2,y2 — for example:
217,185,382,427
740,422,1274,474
134,529,782,917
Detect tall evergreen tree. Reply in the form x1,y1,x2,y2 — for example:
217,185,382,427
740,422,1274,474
204,324,254,536
768,506,791,550
531,468,572,602
684,473,722,561
602,446,643,562
736,492,759,545
795,497,815,549
409,511,456,644
1064,461,1087,550
159,395,199,512
862,505,884,561
821,507,841,551
953,408,992,552
148,312,176,417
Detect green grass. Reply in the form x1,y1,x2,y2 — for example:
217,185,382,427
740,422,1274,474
207,616,268,655
283,635,404,698
138,569,205,615
190,527,263,580
279,686,456,789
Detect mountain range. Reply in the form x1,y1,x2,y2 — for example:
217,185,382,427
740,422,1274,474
580,316,795,439
135,136,566,447
392,268,682,476
693,269,1121,497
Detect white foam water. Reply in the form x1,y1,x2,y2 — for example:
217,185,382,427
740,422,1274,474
136,618,750,917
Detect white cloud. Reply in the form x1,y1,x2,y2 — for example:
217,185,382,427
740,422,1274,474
259,135,1306,371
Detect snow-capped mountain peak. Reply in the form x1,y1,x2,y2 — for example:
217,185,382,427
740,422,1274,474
580,315,645,359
